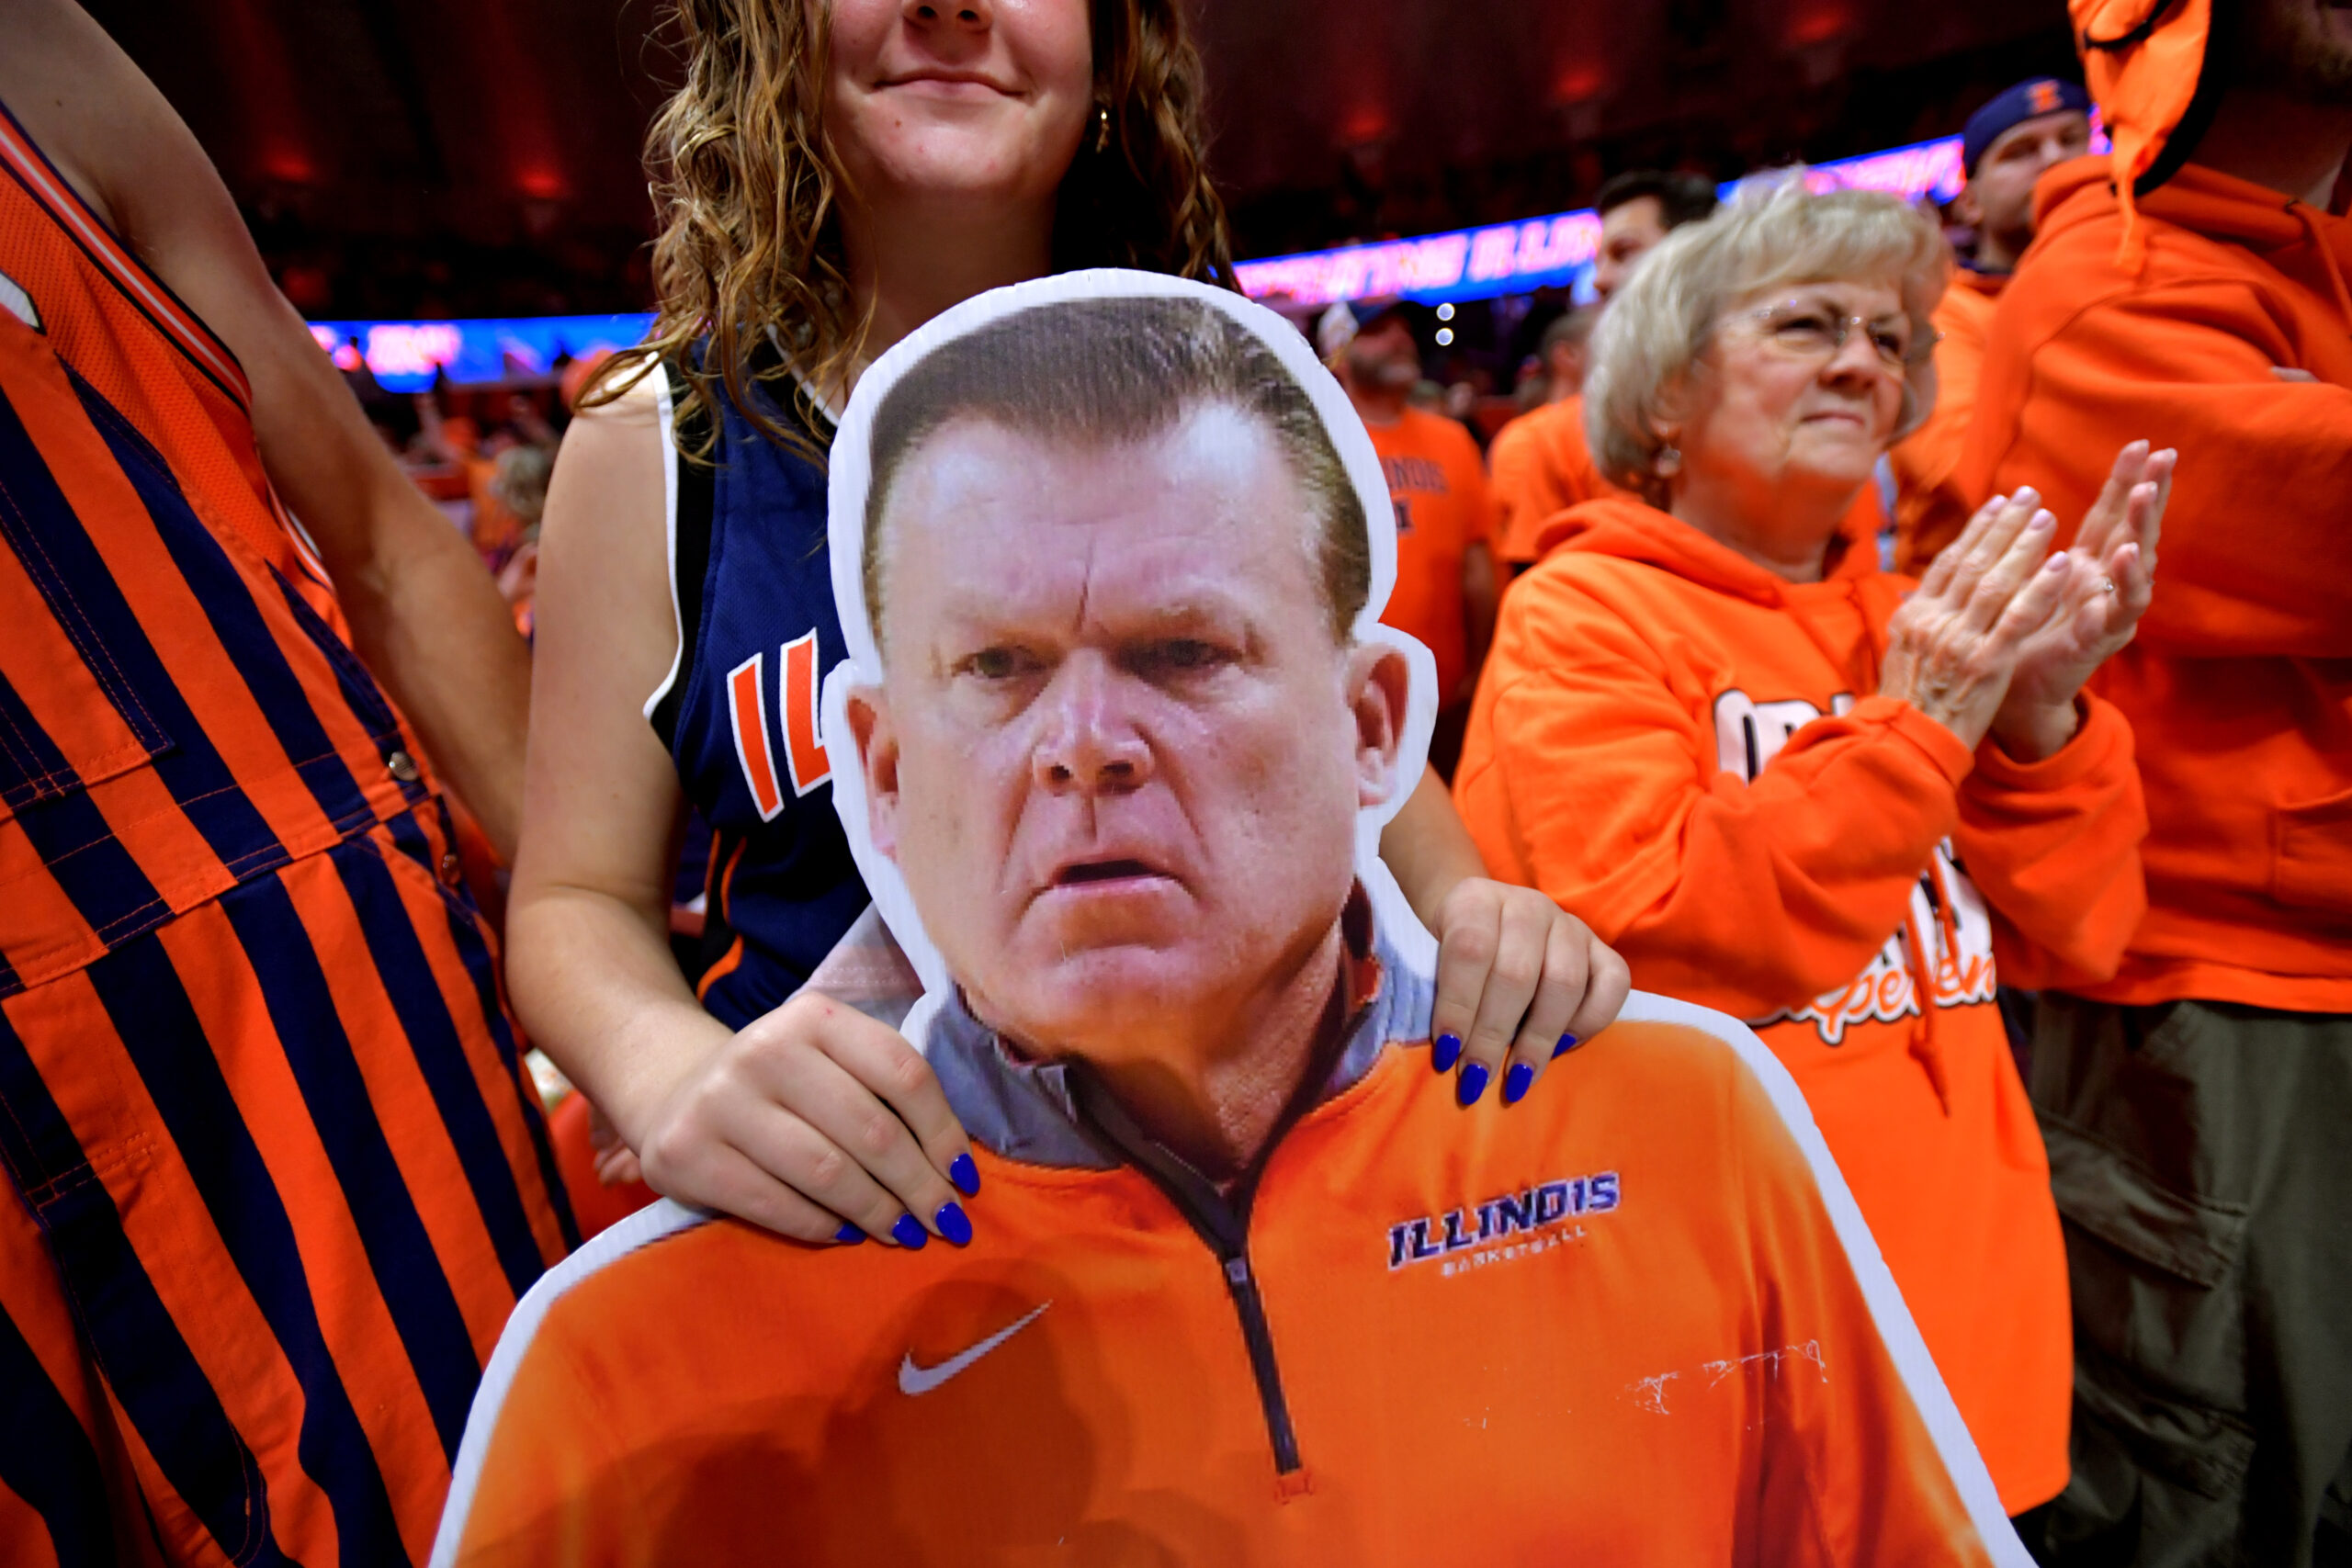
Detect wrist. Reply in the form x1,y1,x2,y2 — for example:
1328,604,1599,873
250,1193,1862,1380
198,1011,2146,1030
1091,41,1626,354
607,998,730,1149
1990,698,2079,763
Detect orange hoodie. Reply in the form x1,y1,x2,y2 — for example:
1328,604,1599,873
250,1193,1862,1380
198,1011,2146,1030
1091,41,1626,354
1890,267,2006,574
1960,158,2352,1012
1494,398,1891,569
1453,494,2152,1514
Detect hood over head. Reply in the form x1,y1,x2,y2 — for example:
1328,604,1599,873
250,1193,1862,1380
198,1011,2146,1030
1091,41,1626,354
2072,0,2229,269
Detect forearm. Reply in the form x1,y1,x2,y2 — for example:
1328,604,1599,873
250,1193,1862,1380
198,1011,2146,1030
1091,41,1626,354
1987,696,2080,764
1379,765,1489,928
505,884,732,1148
331,472,534,856
243,288,537,858
2013,312,2352,655
1460,545,1498,686
1959,694,2148,977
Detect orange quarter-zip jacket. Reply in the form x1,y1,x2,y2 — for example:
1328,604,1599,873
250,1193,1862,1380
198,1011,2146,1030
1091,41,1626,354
435,913,2025,1565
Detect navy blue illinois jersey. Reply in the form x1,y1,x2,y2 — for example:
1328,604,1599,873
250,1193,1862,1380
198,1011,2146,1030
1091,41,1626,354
647,362,870,1030
0,98,572,1567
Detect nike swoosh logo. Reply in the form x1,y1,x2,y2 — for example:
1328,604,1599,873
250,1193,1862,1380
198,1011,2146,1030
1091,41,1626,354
898,1302,1052,1397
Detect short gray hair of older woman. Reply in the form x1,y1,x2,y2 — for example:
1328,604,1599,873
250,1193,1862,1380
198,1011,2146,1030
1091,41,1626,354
1584,176,1951,503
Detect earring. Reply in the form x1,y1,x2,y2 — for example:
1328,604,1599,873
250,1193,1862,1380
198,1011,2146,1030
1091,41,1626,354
1655,445,1682,477
1093,104,1111,154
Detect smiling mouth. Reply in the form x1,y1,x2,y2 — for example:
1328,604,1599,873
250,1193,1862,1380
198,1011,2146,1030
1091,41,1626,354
878,71,1016,94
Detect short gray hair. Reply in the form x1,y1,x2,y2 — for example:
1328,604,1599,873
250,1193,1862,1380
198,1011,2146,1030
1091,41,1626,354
1584,175,1951,502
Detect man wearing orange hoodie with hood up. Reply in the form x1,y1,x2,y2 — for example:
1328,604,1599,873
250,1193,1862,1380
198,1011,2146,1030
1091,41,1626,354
1959,0,2352,1560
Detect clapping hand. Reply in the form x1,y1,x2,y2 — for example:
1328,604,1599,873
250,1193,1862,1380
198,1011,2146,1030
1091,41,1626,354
1987,440,2172,761
1880,487,2075,750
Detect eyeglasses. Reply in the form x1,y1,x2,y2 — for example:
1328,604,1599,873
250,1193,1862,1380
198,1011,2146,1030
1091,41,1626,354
1739,299,1939,371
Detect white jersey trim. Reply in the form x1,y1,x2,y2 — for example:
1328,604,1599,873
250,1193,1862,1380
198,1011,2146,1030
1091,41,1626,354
639,372,684,723
1612,990,2033,1564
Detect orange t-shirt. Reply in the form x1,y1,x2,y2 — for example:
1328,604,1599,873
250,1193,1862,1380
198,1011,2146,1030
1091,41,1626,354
1454,495,2152,1513
1889,268,2005,575
1488,394,1615,565
440,979,2022,1565
1365,407,1494,701
1960,158,2352,1011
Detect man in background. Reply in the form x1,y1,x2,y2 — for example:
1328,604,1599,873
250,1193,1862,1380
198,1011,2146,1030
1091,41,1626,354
1889,79,2093,571
1529,306,1598,409
1321,299,1498,772
1487,305,1589,538
1961,0,2352,1559
1490,170,1720,568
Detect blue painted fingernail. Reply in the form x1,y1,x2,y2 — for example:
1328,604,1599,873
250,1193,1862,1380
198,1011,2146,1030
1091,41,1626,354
891,1213,929,1250
1503,1062,1533,1106
834,1223,866,1245
1432,1032,1463,1072
949,1153,980,1197
936,1201,973,1247
1553,1032,1579,1058
1457,1060,1489,1106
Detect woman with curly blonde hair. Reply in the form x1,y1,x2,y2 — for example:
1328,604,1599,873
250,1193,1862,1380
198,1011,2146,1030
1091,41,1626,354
509,0,1628,1258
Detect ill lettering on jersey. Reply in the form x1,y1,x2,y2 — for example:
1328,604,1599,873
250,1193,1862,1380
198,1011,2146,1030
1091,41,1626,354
727,632,834,819
1711,687,1998,1046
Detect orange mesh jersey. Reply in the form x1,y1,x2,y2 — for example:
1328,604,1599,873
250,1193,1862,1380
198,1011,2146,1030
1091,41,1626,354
0,98,573,1567
1363,407,1495,699
437,926,2029,1565
1455,494,2152,1513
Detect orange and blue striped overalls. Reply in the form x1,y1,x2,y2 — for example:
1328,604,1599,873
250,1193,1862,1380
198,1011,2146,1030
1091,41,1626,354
0,99,574,1567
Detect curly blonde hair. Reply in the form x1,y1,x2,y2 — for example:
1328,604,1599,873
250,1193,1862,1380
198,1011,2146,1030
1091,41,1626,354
591,0,1237,460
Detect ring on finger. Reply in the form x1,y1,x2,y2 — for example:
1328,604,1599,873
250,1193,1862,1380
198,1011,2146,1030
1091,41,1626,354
2098,574,2117,594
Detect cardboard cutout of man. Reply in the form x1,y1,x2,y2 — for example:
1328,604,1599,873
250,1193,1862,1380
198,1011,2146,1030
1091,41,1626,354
435,274,2032,1567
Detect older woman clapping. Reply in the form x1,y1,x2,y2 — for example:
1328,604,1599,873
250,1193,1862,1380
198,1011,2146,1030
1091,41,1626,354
1453,179,2168,1527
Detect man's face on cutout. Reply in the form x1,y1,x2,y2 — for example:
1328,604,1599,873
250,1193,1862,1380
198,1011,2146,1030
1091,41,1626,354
851,401,1407,1060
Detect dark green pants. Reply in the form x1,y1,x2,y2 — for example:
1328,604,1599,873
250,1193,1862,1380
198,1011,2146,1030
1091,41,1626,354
2030,995,2352,1567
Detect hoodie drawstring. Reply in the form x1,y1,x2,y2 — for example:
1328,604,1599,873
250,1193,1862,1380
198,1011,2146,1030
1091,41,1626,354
1900,908,1954,1116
